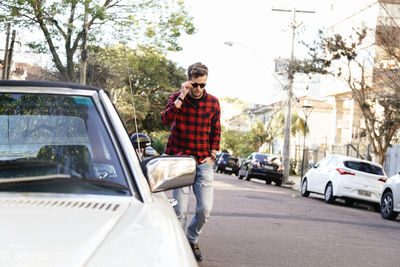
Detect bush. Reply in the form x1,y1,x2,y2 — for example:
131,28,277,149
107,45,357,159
290,159,298,175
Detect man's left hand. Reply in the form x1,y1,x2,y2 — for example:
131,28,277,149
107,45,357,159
202,156,215,166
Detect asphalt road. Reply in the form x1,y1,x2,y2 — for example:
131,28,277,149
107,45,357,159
169,172,400,267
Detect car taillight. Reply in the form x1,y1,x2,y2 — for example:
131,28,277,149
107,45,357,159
336,168,355,175
378,177,387,183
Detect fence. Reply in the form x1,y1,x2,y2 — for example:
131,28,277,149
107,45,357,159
384,145,400,177
294,143,371,176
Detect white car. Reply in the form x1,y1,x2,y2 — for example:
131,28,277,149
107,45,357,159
0,81,198,267
381,174,400,220
301,155,387,208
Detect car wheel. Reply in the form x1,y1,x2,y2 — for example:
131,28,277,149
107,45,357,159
266,179,272,184
381,191,398,220
324,183,335,203
275,180,282,186
245,169,251,181
301,178,310,197
215,166,220,173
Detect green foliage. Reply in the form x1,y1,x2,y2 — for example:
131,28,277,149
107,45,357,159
86,44,186,134
221,120,268,158
0,0,195,81
289,158,298,176
149,130,170,155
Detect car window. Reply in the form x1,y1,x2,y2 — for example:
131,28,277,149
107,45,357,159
0,93,129,196
221,154,230,160
228,157,238,165
254,153,268,162
343,161,384,175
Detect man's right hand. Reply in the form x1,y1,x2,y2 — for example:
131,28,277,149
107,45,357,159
180,81,191,97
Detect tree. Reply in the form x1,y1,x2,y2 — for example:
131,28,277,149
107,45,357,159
0,0,195,81
87,44,186,134
309,22,400,164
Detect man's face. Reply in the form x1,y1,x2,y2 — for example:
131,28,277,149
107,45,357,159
188,75,207,99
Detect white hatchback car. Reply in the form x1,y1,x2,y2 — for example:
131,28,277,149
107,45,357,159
0,81,198,267
301,155,387,208
381,174,400,220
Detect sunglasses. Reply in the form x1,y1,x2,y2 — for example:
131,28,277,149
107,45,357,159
191,83,206,88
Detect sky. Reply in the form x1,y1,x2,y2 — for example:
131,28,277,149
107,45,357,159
167,0,331,105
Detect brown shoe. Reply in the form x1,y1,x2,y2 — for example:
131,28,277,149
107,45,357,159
189,242,203,261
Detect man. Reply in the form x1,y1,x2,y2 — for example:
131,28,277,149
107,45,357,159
161,62,221,261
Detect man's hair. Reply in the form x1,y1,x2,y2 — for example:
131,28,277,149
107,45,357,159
188,62,208,79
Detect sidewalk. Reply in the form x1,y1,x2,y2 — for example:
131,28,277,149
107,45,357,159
281,175,301,191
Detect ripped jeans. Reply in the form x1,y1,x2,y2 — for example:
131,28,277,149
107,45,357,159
173,162,214,244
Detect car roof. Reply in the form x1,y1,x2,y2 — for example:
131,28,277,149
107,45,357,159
331,154,383,167
0,80,100,91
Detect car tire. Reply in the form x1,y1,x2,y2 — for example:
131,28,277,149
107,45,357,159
381,191,398,220
215,166,220,173
266,179,272,184
245,169,251,181
301,178,310,197
275,180,282,186
324,183,335,204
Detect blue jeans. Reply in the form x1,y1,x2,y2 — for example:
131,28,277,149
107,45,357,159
173,162,214,244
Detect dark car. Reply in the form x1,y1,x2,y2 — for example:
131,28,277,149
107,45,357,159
238,153,284,186
214,153,240,176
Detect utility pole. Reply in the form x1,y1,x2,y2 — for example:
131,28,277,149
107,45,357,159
2,24,10,80
80,0,89,85
271,7,315,184
6,30,16,80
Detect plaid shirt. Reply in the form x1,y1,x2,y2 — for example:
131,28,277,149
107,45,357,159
162,90,221,161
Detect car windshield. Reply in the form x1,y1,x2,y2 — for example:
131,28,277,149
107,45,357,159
228,157,238,165
254,154,268,162
343,161,384,175
0,93,129,196
221,154,230,160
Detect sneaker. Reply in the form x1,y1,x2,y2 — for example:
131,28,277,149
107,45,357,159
189,242,203,261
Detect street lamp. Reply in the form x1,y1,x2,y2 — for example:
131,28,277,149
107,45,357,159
300,100,313,178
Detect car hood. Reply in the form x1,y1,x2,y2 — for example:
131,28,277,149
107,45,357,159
0,194,196,267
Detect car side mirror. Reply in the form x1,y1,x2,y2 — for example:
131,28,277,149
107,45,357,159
143,156,196,193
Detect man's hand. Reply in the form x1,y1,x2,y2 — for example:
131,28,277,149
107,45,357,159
202,156,215,166
180,81,191,97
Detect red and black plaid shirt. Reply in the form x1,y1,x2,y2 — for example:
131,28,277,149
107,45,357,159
162,90,221,161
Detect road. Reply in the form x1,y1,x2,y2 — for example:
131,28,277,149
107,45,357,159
169,172,400,267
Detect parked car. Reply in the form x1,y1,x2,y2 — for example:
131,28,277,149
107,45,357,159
238,153,284,186
301,155,387,208
214,152,240,175
381,173,400,220
0,80,197,267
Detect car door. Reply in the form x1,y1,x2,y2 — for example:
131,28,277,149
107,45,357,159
317,157,339,193
307,156,332,194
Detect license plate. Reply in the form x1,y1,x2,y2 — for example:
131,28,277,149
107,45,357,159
225,167,232,171
263,165,274,170
358,190,371,197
